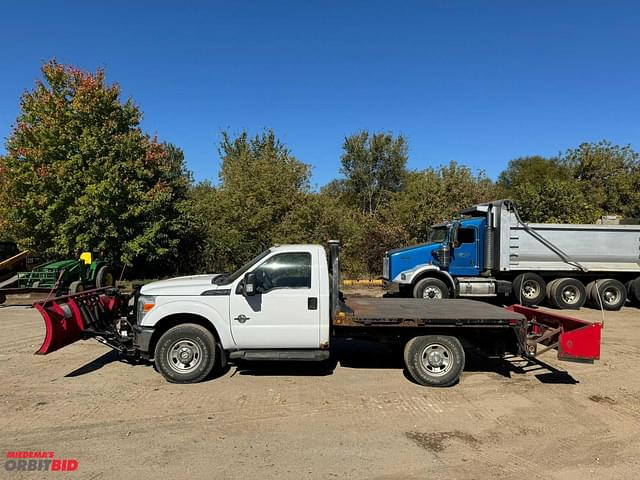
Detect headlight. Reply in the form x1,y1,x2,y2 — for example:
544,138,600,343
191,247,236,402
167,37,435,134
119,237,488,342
137,295,156,323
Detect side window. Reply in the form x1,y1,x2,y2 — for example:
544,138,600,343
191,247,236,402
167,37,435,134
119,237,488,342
457,228,475,244
253,252,312,292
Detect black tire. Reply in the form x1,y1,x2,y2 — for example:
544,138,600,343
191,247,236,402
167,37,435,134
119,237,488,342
547,277,586,310
154,323,217,383
512,273,546,306
0,292,5,305
590,278,627,311
95,265,115,288
546,279,560,308
69,281,84,295
412,277,450,299
403,335,465,387
625,278,640,308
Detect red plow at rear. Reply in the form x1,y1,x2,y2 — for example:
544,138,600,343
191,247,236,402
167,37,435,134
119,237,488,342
507,304,603,363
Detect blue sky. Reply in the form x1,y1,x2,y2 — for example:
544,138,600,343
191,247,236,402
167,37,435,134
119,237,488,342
2,1,639,188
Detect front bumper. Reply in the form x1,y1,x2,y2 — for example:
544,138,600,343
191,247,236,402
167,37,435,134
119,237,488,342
133,325,155,355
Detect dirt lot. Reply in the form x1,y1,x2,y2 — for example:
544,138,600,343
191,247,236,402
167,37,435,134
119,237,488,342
1,298,639,479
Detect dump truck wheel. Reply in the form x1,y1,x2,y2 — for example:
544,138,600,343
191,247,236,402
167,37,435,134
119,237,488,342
69,281,84,295
154,323,217,383
548,278,586,310
403,335,465,387
590,279,626,311
413,278,449,299
625,278,640,308
513,273,545,306
96,266,115,288
0,292,5,305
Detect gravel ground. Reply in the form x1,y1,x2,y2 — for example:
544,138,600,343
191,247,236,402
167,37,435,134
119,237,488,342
0,298,639,479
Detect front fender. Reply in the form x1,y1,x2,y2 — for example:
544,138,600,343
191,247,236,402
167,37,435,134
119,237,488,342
393,264,455,291
140,298,235,349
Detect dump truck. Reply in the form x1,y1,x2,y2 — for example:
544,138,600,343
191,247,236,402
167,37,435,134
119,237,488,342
34,241,601,387
383,199,640,310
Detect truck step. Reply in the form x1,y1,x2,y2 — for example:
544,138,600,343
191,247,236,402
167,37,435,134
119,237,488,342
229,350,330,362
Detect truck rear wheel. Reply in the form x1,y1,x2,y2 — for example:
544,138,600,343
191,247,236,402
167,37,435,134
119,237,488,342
512,273,545,306
154,323,217,383
403,335,465,387
547,277,586,310
413,278,449,299
589,279,626,311
625,278,640,308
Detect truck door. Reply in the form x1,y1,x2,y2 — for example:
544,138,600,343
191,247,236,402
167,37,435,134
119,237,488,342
448,226,480,276
229,251,321,348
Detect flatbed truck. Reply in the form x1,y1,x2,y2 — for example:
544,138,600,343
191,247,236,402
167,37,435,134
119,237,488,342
34,241,601,387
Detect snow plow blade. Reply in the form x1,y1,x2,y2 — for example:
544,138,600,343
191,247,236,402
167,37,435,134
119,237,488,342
34,288,123,355
506,305,602,363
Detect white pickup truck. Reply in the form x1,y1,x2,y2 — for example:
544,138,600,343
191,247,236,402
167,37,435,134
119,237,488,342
34,241,602,387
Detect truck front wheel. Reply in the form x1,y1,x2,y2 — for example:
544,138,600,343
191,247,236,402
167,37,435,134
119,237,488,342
154,324,217,383
413,278,450,299
403,335,465,387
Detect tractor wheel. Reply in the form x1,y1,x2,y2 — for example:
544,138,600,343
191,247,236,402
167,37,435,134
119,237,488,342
96,266,115,288
69,281,84,295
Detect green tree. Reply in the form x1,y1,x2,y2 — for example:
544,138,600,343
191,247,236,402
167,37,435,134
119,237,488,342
560,141,640,218
0,60,194,272
193,130,311,272
380,161,500,243
340,131,408,214
497,155,571,190
511,178,599,223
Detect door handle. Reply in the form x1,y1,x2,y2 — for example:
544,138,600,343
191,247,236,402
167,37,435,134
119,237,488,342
308,297,318,310
234,314,250,323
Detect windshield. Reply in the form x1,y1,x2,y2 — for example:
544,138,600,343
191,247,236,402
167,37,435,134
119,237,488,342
428,227,448,244
213,248,271,285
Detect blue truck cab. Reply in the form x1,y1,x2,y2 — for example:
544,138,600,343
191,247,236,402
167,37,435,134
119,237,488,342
383,215,509,299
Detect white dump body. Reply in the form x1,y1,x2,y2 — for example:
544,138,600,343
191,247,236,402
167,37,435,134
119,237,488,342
491,203,640,273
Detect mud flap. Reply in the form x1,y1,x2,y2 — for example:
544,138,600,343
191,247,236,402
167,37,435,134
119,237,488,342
506,304,602,362
34,288,123,355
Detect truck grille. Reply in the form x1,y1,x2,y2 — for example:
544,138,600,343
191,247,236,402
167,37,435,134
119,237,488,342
383,255,389,280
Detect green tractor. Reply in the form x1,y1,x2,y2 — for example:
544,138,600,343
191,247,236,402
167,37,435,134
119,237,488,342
17,252,115,295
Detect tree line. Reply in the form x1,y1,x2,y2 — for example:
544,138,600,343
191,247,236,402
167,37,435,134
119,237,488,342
2,61,639,277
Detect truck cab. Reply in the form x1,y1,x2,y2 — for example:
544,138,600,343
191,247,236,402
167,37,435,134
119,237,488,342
134,245,332,381
384,216,501,299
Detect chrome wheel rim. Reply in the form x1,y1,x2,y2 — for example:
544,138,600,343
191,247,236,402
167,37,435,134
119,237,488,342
167,339,202,373
561,285,581,305
420,343,452,376
521,280,540,299
422,286,443,299
602,287,620,306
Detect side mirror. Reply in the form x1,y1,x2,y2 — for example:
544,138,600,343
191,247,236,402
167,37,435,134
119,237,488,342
243,272,256,296
450,221,460,248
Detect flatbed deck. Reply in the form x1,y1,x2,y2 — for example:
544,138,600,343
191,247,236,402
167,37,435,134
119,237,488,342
335,297,526,327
